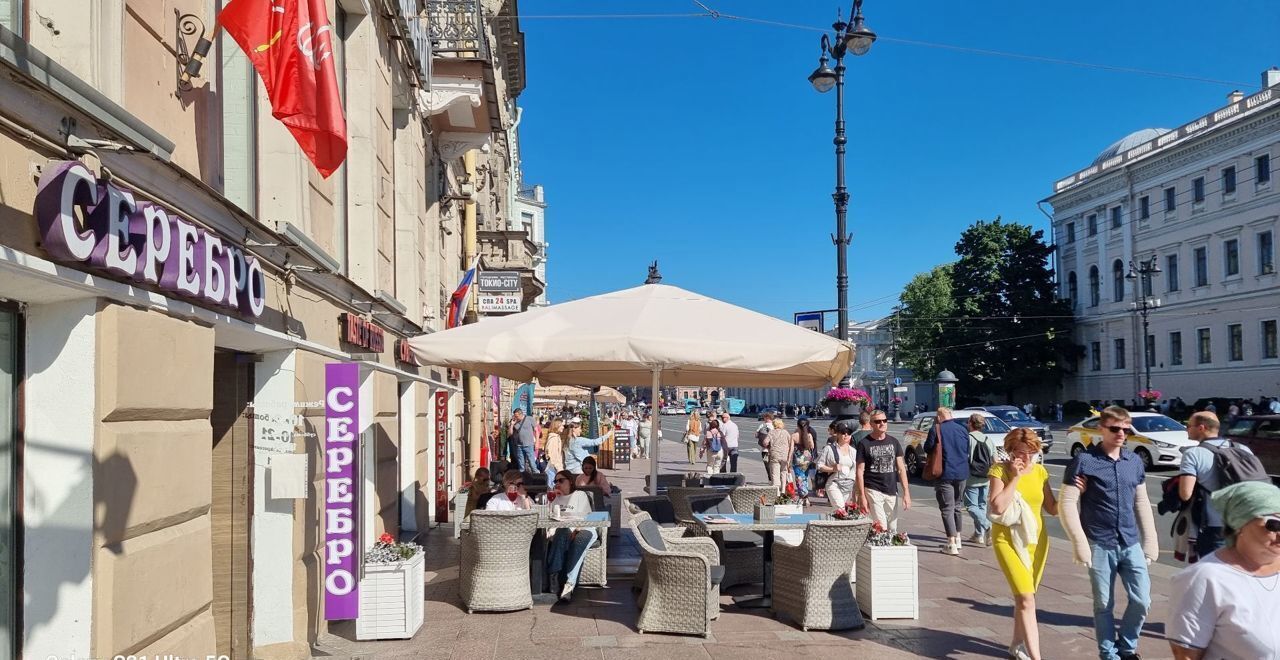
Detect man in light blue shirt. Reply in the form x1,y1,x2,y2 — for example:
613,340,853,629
563,417,612,474
1178,411,1255,556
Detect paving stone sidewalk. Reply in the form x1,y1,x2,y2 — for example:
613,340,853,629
314,430,1181,659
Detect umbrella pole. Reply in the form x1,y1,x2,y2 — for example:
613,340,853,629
649,367,661,490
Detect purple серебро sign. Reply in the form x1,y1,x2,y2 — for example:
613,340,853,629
324,363,360,620
33,160,268,317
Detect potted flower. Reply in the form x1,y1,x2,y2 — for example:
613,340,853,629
1138,389,1162,404
356,533,425,640
822,387,871,417
855,522,918,620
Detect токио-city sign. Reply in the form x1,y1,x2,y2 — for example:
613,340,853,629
34,160,268,317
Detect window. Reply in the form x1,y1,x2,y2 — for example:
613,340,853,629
1066,222,1076,243
1145,334,1155,368
0,0,20,36
1229,324,1243,361
1112,259,1125,302
1067,271,1078,307
1225,239,1240,277
1088,214,1098,236
1091,341,1101,371
1197,328,1212,364
1264,320,1278,359
1114,338,1126,369
1193,177,1205,203
1194,247,1208,287
1164,187,1177,212
1222,166,1236,196
1111,206,1122,229
1166,254,1180,291
1170,331,1183,366
1088,266,1100,307
1139,196,1150,220
219,17,259,214
1258,154,1272,185
1260,231,1274,275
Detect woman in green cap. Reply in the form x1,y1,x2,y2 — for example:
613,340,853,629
1166,480,1280,659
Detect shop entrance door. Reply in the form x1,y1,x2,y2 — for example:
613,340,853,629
211,352,253,656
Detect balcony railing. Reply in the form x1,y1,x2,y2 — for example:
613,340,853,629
426,0,488,59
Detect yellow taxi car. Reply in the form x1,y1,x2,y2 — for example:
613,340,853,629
1065,412,1195,469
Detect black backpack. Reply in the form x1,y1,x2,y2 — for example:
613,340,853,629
1203,440,1269,486
968,432,993,480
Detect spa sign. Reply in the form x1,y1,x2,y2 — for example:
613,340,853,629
323,363,360,620
34,160,268,317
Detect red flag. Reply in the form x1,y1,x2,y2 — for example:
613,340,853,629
219,0,347,177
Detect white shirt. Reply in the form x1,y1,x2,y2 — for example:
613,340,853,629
721,420,740,448
1167,553,1280,660
558,490,593,516
484,494,530,511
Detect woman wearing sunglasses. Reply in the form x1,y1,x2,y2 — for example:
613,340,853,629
1167,480,1280,659
547,469,598,601
484,469,532,511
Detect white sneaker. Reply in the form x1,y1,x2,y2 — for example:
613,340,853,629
944,538,960,555
559,581,575,602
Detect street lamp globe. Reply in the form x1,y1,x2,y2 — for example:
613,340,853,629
844,21,876,56
809,63,837,92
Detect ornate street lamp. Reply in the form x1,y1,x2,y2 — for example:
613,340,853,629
810,0,875,386
1126,256,1162,394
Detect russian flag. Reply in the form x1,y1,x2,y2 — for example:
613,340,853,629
446,260,478,328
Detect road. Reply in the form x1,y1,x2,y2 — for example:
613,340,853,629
650,413,1186,568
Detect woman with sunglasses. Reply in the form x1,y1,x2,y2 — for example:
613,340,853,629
484,469,532,511
1167,481,1280,659
987,428,1057,660
547,469,598,601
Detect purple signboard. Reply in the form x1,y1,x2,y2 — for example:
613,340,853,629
324,363,360,620
33,160,267,317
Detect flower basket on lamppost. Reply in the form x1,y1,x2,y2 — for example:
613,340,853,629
822,387,871,418
1139,389,1162,410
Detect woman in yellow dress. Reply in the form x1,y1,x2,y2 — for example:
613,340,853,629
988,428,1057,660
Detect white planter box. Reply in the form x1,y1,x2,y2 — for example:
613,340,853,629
356,551,425,640
855,544,918,620
453,493,468,539
774,504,804,545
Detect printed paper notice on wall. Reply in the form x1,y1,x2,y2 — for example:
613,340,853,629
324,363,360,620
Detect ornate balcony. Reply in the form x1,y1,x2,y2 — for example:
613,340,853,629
426,0,488,60
477,228,545,305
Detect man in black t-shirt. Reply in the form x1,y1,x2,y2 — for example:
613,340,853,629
855,409,912,532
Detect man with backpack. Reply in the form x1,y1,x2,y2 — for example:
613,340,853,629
1178,411,1268,557
964,413,996,547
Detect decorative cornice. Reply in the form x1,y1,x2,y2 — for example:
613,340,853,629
437,131,491,162
418,77,483,118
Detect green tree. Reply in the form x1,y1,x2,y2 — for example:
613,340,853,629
894,264,955,379
945,217,1079,400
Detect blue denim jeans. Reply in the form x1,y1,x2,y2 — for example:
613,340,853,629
514,444,537,473
547,527,598,587
962,484,990,535
1088,543,1151,660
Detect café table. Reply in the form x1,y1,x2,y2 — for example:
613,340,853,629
461,509,610,600
692,512,825,609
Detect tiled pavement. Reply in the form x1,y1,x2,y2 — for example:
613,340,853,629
313,427,1181,659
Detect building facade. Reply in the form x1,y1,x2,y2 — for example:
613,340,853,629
0,0,531,657
1048,69,1280,405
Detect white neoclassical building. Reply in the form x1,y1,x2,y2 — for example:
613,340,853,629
1048,68,1280,404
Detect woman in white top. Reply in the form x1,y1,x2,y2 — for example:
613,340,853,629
546,469,598,602
1167,481,1280,660
817,421,857,510
484,469,532,511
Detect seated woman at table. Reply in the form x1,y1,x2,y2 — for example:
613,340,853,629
464,467,493,517
547,469,599,601
485,469,532,511
574,456,612,493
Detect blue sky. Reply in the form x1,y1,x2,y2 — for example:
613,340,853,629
516,0,1279,324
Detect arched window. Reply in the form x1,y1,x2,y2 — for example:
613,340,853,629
1113,259,1125,302
1088,266,1100,307
1067,271,1078,308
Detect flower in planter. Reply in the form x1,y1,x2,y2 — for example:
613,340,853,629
865,521,911,546
367,533,422,563
1138,388,1162,402
831,500,869,520
821,387,871,407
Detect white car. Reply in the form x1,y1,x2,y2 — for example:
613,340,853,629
1065,412,1194,469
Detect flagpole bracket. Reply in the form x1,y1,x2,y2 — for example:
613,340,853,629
175,10,212,93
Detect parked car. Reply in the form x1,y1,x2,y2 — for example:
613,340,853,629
660,405,682,415
1066,412,1194,469
902,411,1013,478
963,405,1055,454
757,407,780,420
1224,415,1280,484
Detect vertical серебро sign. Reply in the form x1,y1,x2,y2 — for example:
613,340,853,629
324,363,360,620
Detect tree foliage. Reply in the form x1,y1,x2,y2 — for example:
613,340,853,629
894,217,1080,400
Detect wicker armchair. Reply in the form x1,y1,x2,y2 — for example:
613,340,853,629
644,473,688,494
576,487,609,587
666,486,710,523
687,493,764,590
630,513,723,637
459,510,539,613
626,496,678,526
729,485,777,514
706,473,747,487
771,519,872,631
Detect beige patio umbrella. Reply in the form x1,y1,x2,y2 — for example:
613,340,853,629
407,282,853,483
537,384,625,404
